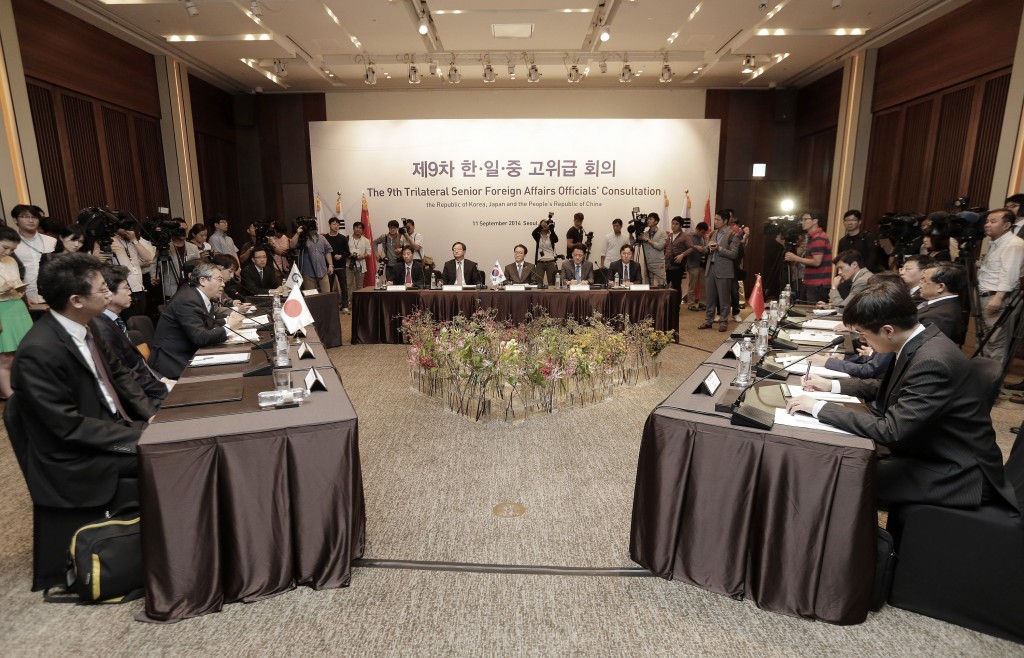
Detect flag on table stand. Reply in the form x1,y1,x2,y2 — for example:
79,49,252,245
281,282,315,334
490,260,505,287
747,274,765,320
283,263,303,290
361,194,378,288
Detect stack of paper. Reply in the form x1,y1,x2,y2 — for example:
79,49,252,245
774,408,854,434
784,364,850,378
802,318,844,330
189,352,251,367
790,331,838,344
784,384,859,403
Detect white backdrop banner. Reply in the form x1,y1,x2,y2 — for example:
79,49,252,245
309,119,719,273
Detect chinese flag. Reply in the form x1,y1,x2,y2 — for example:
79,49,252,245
747,274,765,320
703,193,711,225
361,194,377,288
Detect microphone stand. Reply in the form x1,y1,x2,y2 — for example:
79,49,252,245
224,323,276,377
716,335,845,430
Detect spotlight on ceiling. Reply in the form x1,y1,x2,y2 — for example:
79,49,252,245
659,63,673,83
568,65,582,84
507,63,516,80
447,64,461,84
184,1,198,17
483,64,496,84
599,25,611,42
741,55,755,74
599,60,607,74
619,63,632,83
364,63,377,85
249,1,263,17
527,64,541,83
418,16,429,35
408,64,421,84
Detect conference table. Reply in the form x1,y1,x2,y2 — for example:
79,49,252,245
245,291,343,348
351,286,680,344
136,327,365,622
629,323,878,625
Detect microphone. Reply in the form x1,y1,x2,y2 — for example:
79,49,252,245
223,322,276,377
724,334,844,430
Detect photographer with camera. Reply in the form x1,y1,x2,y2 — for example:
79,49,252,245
784,210,832,304
289,217,334,293
399,218,424,261
108,217,155,321
375,220,404,268
566,212,585,257
531,216,559,286
632,212,668,287
665,216,692,301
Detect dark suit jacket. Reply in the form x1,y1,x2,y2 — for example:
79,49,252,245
151,286,229,379
388,261,426,287
606,259,643,284
241,263,280,294
442,259,481,286
818,325,1017,510
5,312,156,508
504,261,539,285
90,313,167,403
560,260,594,284
918,296,964,344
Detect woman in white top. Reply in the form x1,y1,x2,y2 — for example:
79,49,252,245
0,225,34,399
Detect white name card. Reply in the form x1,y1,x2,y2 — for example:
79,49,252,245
569,284,591,291
505,285,526,291
386,285,406,291
301,288,317,297
442,285,463,291
630,284,651,291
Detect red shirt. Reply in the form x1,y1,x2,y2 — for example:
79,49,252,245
803,227,833,286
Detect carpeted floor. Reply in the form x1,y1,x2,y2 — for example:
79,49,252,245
0,307,1021,656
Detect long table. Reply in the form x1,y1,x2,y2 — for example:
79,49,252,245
137,344,365,622
629,335,878,625
351,287,680,344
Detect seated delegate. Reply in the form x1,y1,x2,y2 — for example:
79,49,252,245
388,246,426,287
504,244,539,285
605,244,643,285
442,242,481,286
240,246,281,294
560,245,594,284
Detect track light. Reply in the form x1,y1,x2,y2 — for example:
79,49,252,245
184,1,198,17
418,16,429,35
482,64,496,84
273,59,288,77
408,64,421,84
508,63,516,80
599,60,607,74
619,63,632,83
599,25,611,42
659,63,673,83
364,62,377,85
447,64,461,84
741,55,755,74
567,65,582,84
249,1,262,17
527,64,541,83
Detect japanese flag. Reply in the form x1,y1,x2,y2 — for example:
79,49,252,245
281,283,315,334
283,263,303,290
490,260,505,287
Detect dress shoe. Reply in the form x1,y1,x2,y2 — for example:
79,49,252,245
1012,426,1020,435
697,322,713,330
718,323,728,332
1011,394,1024,405
1004,379,1024,391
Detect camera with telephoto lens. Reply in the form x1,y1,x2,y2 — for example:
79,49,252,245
763,215,804,247
142,211,184,256
626,207,648,236
399,217,413,236
77,207,138,252
296,217,318,234
253,218,275,243
877,212,924,257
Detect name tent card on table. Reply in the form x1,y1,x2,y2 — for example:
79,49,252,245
304,367,328,392
441,285,463,291
695,370,722,396
630,284,651,291
569,284,590,291
505,285,527,291
297,342,316,360
386,285,406,291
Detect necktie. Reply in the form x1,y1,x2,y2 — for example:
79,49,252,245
406,266,412,285
623,264,629,280
517,263,523,279
115,317,128,334
85,329,131,421
576,265,582,280
457,261,464,286
257,268,263,279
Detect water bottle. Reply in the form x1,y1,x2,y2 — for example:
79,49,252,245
555,271,562,289
430,272,437,289
755,319,769,357
781,284,793,314
768,300,780,331
735,337,753,387
272,293,282,322
614,273,620,288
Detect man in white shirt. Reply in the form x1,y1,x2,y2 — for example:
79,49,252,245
600,219,630,270
347,221,372,295
109,222,155,320
207,215,239,265
977,208,1024,370
11,204,56,304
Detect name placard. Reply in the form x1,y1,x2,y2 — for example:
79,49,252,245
696,370,721,396
441,285,463,291
304,367,328,393
630,284,651,291
297,342,316,360
505,285,526,291
386,285,406,291
569,284,590,291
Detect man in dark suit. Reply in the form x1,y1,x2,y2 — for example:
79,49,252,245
388,245,426,286
5,253,157,510
504,244,539,284
91,264,170,407
442,242,481,286
560,244,594,284
240,246,280,294
151,260,243,379
918,262,965,344
606,244,643,286
787,279,1017,511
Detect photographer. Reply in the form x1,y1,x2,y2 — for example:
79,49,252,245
347,221,372,298
109,218,155,320
632,212,668,287
784,210,832,304
236,222,258,268
685,222,709,311
289,218,334,293
977,208,1024,369
375,220,404,267
324,217,351,309
566,212,585,256
399,218,424,261
665,216,692,300
531,217,559,285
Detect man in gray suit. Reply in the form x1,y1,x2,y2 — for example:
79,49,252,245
633,212,668,286
824,250,874,308
698,212,740,332
504,244,539,284
788,279,1017,511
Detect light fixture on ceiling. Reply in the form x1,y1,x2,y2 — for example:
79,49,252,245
408,64,421,84
620,62,632,83
832,0,842,8
448,64,461,84
527,63,541,83
599,25,611,42
418,16,429,35
508,63,516,80
184,1,198,17
599,60,607,74
567,65,582,84
741,55,755,74
273,59,288,77
483,63,496,84
249,1,262,17
364,62,377,85
659,63,673,83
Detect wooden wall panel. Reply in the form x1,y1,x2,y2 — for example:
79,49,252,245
135,118,170,217
25,83,72,223
928,86,974,210
862,110,902,226
796,70,842,139
62,95,106,209
103,107,137,212
895,100,936,212
970,73,1011,204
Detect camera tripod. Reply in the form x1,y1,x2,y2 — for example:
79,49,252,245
972,274,1024,378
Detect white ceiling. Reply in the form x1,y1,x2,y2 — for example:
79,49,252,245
53,0,966,93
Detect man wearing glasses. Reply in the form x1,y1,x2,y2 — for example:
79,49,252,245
151,260,243,379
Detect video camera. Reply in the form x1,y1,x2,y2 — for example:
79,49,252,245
76,207,138,252
936,197,986,247
626,207,648,236
142,209,184,256
763,215,803,246
253,218,275,244
296,216,318,234
398,218,414,236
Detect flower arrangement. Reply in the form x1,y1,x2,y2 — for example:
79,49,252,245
401,307,674,422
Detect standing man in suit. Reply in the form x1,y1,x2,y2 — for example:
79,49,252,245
606,244,643,286
699,212,740,332
389,246,426,287
240,246,280,294
151,260,243,379
504,244,538,284
918,262,966,343
633,212,668,287
787,279,1017,510
91,264,171,408
560,245,594,284
6,253,157,510
442,242,480,286
824,250,874,309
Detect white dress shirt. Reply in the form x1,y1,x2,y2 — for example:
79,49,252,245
51,310,118,415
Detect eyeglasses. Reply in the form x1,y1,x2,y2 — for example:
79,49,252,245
204,276,226,283
83,286,111,296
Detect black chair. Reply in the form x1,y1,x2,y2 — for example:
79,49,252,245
126,315,155,343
